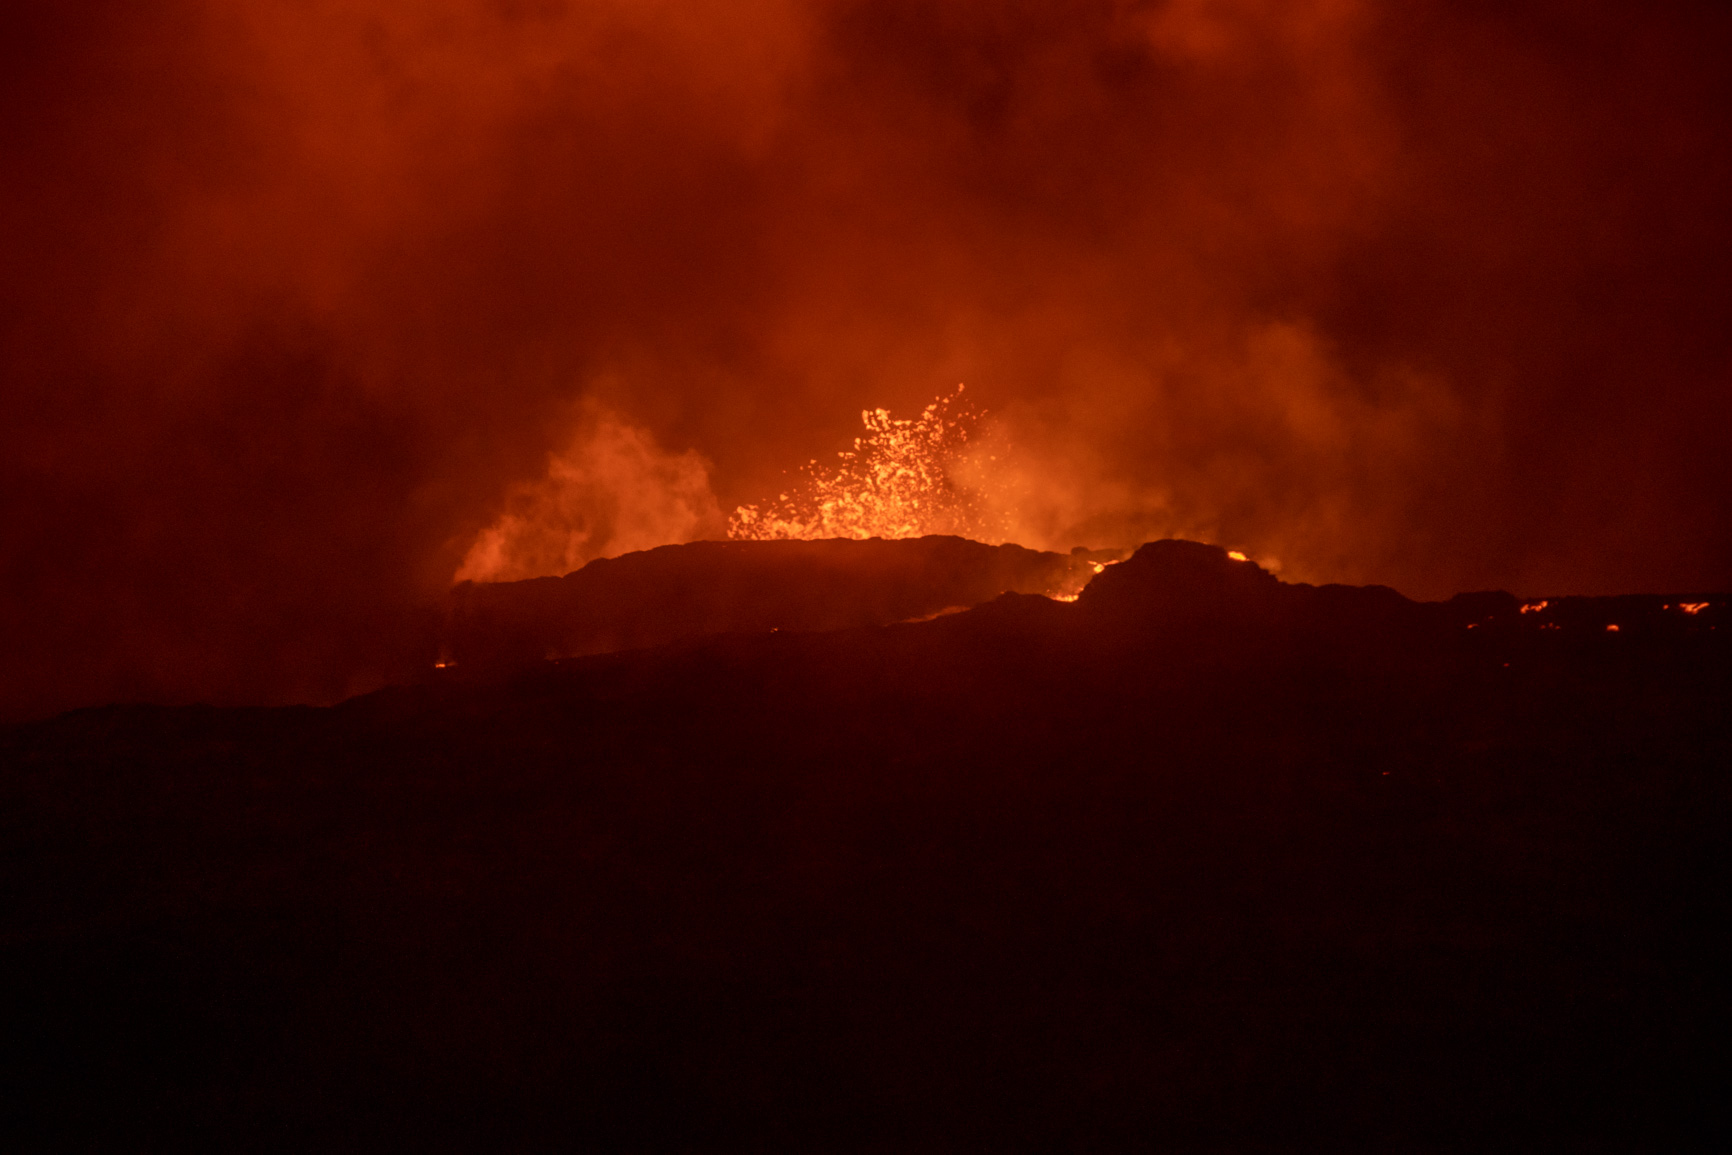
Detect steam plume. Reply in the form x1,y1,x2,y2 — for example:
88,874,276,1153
4,0,1731,717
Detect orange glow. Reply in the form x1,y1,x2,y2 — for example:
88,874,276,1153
9,0,1732,723
1051,593,1080,603
456,405,722,583
1680,602,1709,615
1228,551,1249,562
729,387,984,542
1520,601,1549,614
1606,624,1619,632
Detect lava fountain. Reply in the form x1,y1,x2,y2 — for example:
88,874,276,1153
728,386,990,543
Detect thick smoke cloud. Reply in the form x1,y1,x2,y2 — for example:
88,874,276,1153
4,0,1731,718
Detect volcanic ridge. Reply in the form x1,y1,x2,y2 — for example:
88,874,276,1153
3,538,1727,1149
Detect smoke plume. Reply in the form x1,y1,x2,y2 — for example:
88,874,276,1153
4,0,1731,717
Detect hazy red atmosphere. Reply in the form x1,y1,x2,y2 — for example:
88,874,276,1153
6,0,1732,719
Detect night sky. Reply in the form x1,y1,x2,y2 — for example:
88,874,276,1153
6,0,1731,720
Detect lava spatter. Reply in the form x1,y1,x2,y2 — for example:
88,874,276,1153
729,387,986,542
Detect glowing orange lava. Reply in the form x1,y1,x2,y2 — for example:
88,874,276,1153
729,387,984,542
1520,601,1549,614
1680,602,1708,615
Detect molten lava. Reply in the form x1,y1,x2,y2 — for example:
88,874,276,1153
729,387,985,542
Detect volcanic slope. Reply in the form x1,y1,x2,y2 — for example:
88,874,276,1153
439,534,1117,672
3,541,1728,1150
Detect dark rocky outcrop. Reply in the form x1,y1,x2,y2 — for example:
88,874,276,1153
440,536,1725,679
440,535,1116,672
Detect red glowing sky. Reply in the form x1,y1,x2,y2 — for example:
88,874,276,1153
4,0,1731,718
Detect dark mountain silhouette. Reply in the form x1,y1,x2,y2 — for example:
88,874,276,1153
441,536,1118,673
3,540,1727,1150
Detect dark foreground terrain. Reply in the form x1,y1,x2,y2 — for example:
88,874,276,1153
3,541,1728,1150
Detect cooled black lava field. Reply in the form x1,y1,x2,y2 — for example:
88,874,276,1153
4,540,1728,1151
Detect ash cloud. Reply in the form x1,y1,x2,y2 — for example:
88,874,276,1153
4,0,1731,717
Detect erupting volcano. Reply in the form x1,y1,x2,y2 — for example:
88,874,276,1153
6,1,1732,1149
